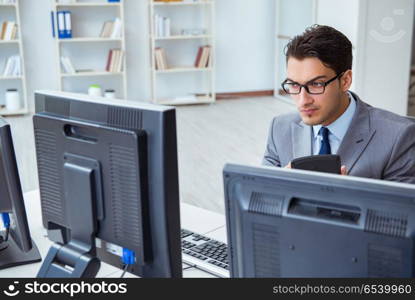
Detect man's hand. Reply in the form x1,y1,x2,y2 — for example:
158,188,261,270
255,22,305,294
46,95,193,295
285,162,291,169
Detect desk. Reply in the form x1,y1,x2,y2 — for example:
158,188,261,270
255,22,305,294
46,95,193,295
0,190,227,278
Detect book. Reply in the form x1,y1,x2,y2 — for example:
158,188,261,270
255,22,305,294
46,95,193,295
105,49,124,72
11,23,17,40
57,11,66,39
105,50,113,71
100,21,114,38
75,69,94,73
109,49,116,72
110,18,122,38
154,14,171,37
155,47,167,70
0,22,16,40
160,48,167,69
199,45,211,68
158,48,167,70
198,46,206,68
112,49,119,72
117,50,124,72
155,48,160,70
0,22,6,40
64,11,72,38
194,46,203,67
164,17,170,37
4,22,15,40
203,46,211,68
60,56,75,73
3,55,21,76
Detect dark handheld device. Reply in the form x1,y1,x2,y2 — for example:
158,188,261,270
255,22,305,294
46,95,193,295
291,154,341,174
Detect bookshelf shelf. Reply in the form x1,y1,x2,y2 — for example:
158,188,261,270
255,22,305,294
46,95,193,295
53,0,127,99
0,75,22,80
60,71,123,77
55,3,121,8
149,0,215,105
0,0,28,116
0,39,19,44
152,1,213,6
155,67,212,73
153,35,212,40
58,37,123,43
0,107,27,116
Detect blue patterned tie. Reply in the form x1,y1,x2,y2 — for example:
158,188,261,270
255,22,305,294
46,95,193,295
318,127,331,155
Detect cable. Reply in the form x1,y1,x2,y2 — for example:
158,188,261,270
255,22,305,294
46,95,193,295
120,248,135,278
183,264,196,271
3,228,9,242
120,264,129,278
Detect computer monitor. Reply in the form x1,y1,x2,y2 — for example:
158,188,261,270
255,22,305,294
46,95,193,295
33,90,181,278
223,163,415,277
0,118,41,269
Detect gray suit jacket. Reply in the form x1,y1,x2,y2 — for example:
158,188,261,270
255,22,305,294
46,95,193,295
262,91,415,183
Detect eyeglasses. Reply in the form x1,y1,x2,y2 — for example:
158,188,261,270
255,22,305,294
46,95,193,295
281,72,344,95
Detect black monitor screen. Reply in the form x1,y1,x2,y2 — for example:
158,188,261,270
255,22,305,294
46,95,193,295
0,118,41,269
224,163,415,278
34,91,181,278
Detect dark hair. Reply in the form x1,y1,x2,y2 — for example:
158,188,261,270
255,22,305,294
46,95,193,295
285,25,353,75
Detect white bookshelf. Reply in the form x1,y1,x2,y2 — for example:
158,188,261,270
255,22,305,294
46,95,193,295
274,0,317,104
52,0,127,99
55,3,121,7
149,0,215,105
155,66,212,73
61,71,123,77
0,0,28,116
0,75,22,80
152,1,213,6
0,39,18,44
58,37,123,43
152,34,212,41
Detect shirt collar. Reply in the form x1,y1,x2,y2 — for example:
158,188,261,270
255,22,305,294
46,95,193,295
312,91,357,140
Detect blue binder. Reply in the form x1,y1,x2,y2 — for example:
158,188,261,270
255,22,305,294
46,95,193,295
64,11,72,38
51,11,55,38
57,11,66,39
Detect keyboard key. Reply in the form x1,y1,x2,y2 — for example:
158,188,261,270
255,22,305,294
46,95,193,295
182,228,229,275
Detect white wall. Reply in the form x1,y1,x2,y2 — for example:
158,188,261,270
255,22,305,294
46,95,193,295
215,0,275,92
356,0,414,115
316,0,360,46
315,0,360,91
15,0,59,112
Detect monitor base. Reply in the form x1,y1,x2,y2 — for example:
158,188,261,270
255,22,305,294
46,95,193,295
0,237,41,270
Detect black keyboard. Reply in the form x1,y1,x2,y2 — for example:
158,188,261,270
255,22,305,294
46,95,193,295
181,229,229,272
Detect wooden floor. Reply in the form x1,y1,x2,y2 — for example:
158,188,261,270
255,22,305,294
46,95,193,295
5,96,295,214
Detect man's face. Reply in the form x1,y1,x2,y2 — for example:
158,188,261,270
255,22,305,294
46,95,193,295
286,57,350,126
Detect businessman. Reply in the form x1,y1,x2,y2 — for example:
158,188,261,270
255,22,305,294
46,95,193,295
263,25,415,183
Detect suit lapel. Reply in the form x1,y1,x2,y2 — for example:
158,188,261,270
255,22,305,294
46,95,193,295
337,93,376,172
291,120,312,159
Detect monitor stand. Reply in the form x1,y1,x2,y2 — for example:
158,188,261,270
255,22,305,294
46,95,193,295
37,155,102,278
0,235,41,269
